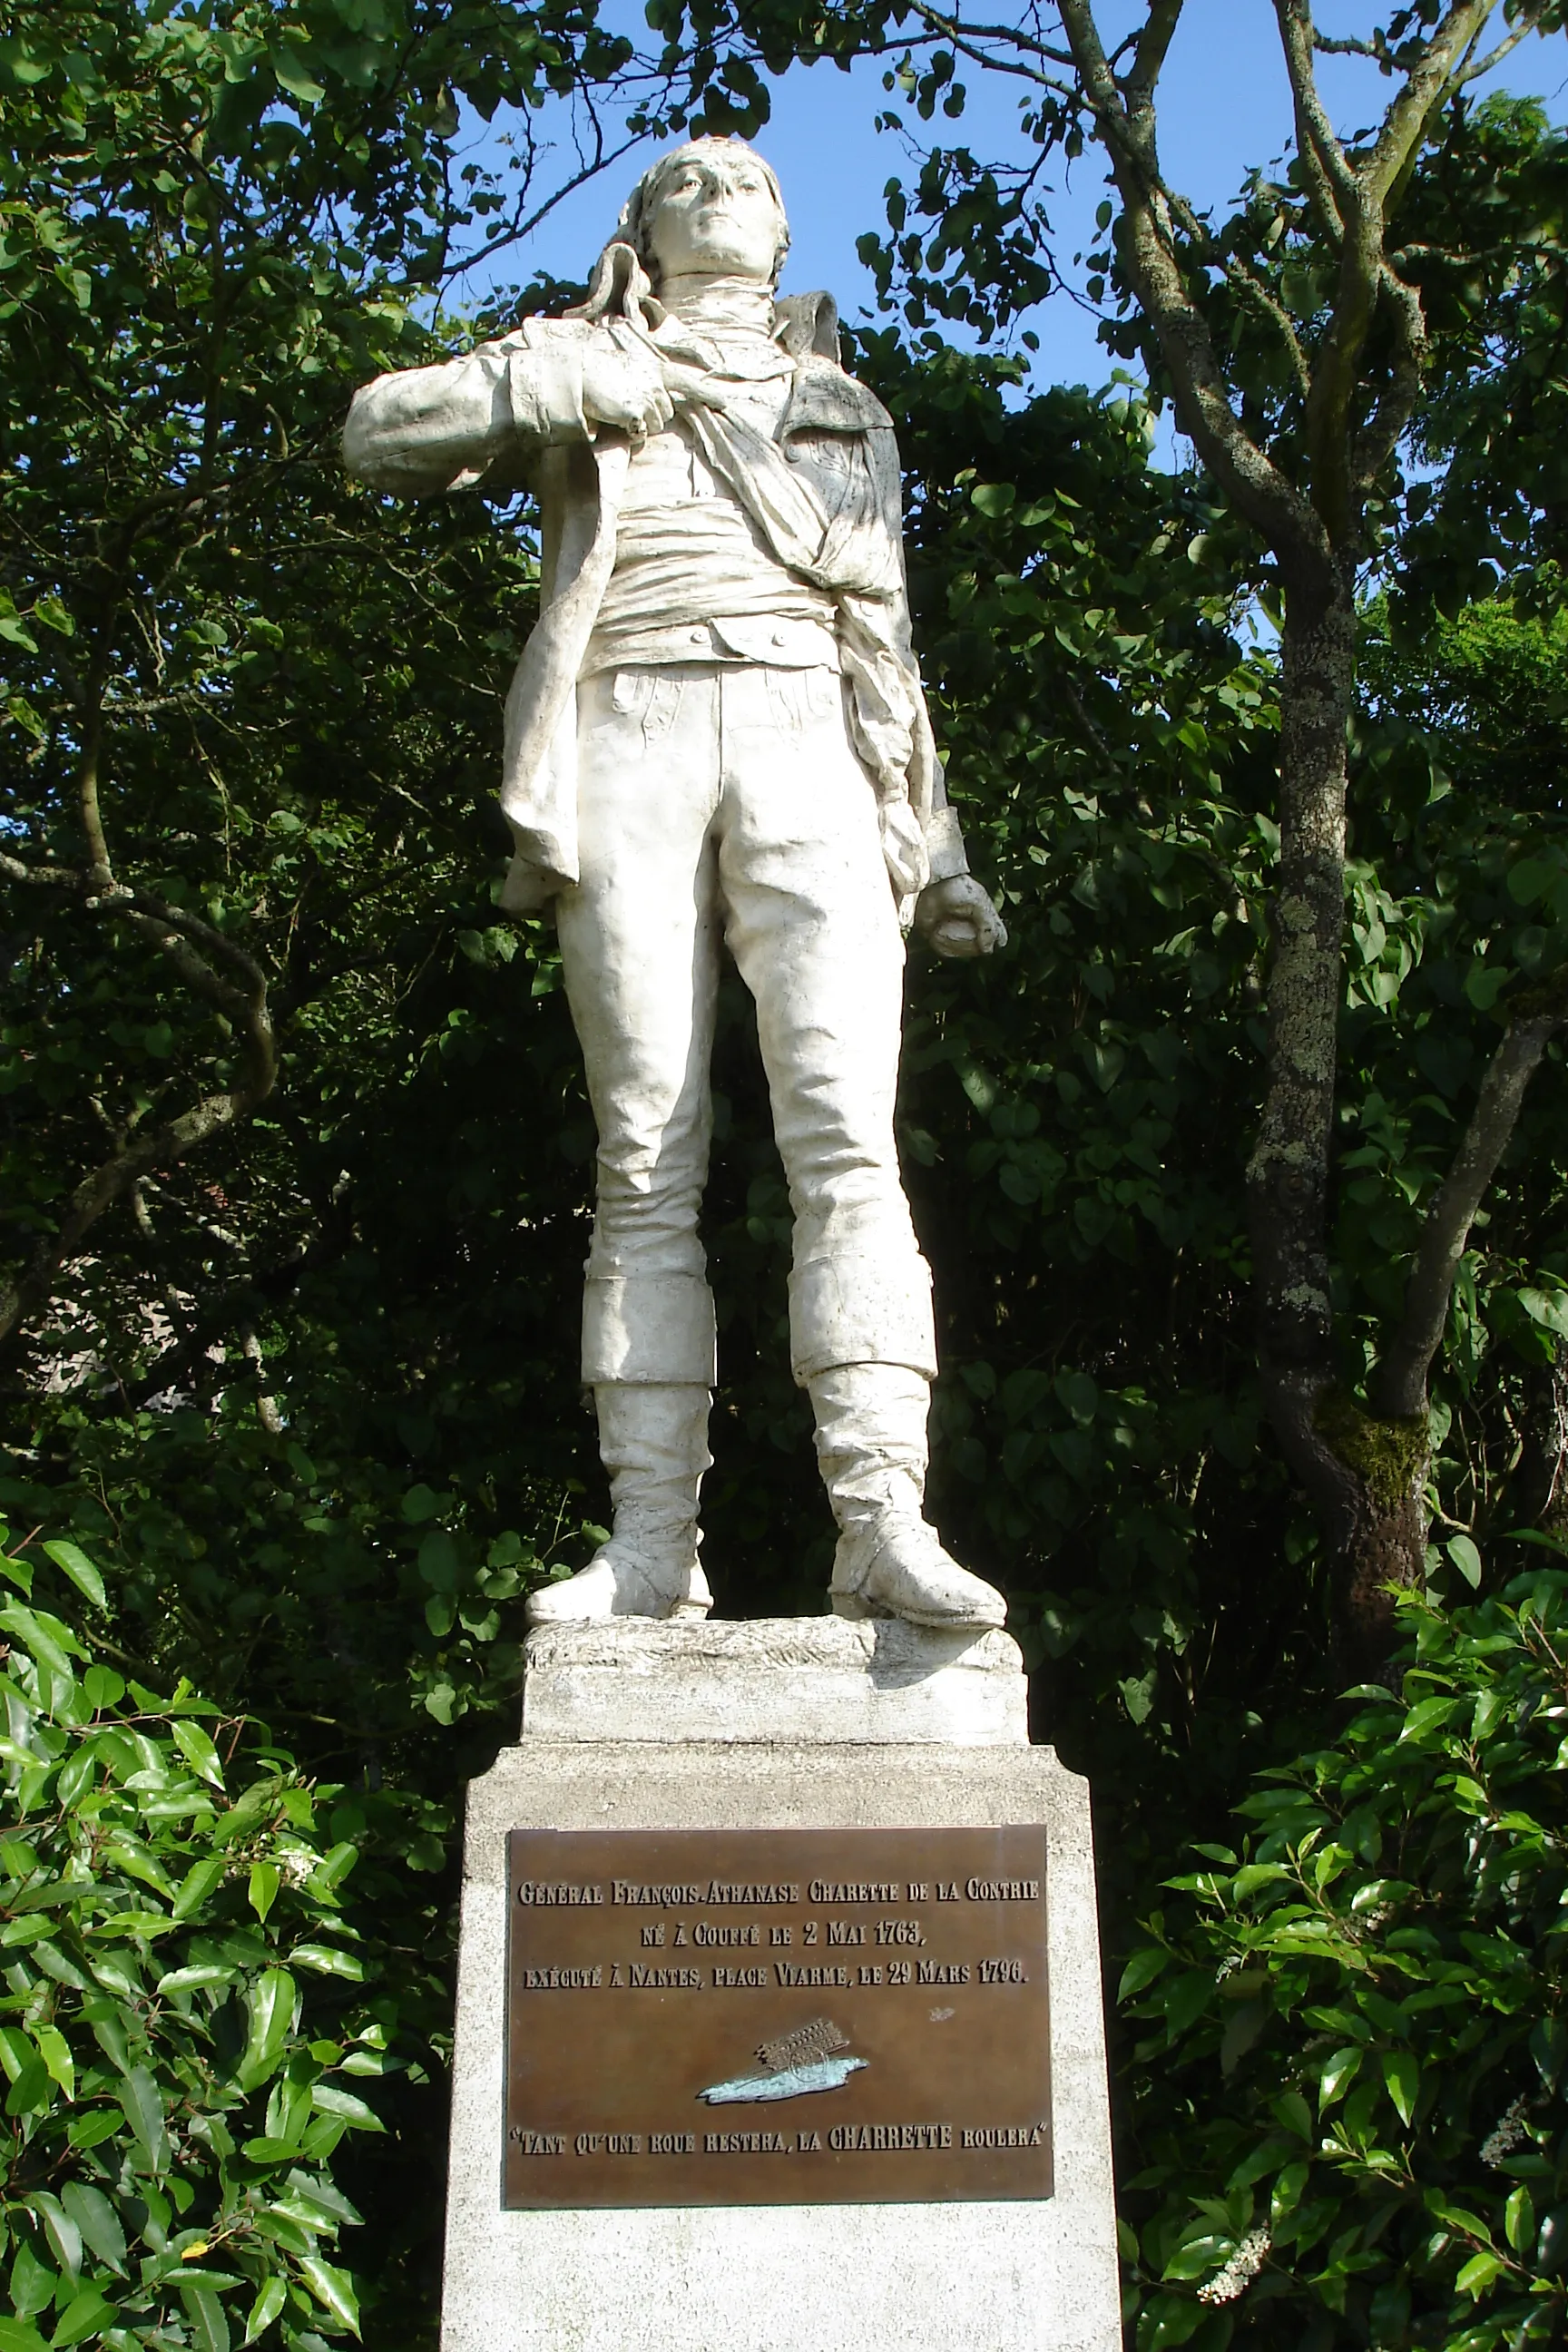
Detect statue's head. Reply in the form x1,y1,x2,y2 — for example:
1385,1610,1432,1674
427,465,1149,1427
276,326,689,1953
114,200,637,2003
615,137,789,289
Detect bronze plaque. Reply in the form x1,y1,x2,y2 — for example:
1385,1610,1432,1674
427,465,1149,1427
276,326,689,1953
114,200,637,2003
503,1826,1050,2208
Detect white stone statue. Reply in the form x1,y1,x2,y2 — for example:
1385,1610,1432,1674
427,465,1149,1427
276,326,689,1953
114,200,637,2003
344,137,1008,1632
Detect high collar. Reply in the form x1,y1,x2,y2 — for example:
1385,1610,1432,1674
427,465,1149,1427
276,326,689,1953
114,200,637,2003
656,274,779,340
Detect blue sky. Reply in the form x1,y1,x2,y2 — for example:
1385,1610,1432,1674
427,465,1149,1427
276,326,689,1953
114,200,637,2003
451,5,1568,407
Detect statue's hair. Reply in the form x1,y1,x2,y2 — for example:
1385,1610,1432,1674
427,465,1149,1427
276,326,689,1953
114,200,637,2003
613,136,789,289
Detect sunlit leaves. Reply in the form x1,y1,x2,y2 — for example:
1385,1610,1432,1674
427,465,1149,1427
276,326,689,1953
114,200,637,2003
1119,1570,1568,2344
0,1527,397,2352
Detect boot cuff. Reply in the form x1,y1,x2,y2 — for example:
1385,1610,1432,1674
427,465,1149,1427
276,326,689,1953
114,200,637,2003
789,1252,936,1383
582,1274,717,1385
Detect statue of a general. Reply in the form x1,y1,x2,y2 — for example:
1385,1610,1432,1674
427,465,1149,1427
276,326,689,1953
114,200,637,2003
345,137,1008,1632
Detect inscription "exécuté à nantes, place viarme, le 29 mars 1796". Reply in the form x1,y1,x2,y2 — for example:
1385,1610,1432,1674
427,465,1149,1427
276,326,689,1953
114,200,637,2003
502,1825,1051,2210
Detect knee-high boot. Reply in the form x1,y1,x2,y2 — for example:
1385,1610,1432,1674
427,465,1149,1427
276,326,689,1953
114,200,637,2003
808,1364,1005,1629
525,1384,713,1625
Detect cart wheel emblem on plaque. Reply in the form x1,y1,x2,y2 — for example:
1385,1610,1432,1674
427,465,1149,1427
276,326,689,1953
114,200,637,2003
698,2016,867,2106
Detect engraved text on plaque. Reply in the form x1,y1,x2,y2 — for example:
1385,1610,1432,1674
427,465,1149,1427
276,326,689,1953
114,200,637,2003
503,1826,1050,2208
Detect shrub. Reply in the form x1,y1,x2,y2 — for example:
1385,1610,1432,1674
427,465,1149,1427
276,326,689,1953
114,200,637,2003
0,1526,399,2352
1119,1565,1568,2350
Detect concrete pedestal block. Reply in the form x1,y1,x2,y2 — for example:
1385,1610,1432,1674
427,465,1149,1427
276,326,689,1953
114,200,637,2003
440,1621,1120,2352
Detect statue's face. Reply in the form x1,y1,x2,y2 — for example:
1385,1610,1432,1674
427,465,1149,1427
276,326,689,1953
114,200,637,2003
644,147,785,283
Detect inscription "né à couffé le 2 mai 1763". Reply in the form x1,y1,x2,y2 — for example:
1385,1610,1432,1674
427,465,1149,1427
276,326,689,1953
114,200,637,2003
503,1825,1050,2209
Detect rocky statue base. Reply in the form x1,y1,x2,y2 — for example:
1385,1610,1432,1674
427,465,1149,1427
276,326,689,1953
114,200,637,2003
440,1617,1120,2352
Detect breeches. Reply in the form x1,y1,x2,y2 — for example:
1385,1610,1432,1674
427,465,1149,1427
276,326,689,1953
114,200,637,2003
556,662,936,1387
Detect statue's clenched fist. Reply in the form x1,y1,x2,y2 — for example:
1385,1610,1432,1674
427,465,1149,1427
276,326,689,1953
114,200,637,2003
914,874,1008,958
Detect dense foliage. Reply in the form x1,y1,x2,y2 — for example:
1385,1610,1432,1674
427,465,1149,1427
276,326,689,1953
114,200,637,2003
1119,1566,1568,2351
0,1528,441,2352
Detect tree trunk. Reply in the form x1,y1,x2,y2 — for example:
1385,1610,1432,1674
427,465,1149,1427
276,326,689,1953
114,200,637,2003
1312,1391,1430,1657
1247,564,1363,1532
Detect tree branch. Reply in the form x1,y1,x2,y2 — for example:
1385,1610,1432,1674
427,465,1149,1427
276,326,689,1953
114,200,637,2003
1459,21,1541,85
1122,0,1184,115
0,860,277,1348
76,637,114,891
0,1024,276,1353
1056,0,1328,583
1374,988,1567,1419
1363,0,1500,210
1277,0,1491,544
1215,240,1314,403
1273,0,1359,215
1,849,269,1002
1351,263,1429,498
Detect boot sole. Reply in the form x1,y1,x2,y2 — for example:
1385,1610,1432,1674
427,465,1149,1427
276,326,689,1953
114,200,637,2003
830,1592,1005,1631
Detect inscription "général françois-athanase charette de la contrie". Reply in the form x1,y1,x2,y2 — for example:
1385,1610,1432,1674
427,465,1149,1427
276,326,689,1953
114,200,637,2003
502,1827,1053,2210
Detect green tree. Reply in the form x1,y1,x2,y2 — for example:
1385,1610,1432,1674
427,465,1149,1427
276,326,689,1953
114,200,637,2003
631,4,1568,1652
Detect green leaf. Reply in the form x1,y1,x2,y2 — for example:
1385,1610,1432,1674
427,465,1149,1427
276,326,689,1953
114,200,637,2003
6,2235,58,2319
1232,1862,1290,1896
172,1857,227,1920
1398,1694,1457,1742
1446,1534,1483,1589
241,2279,287,2346
34,2024,74,2100
309,2082,384,2132
83,2001,132,2073
1518,1286,1568,1338
60,2182,125,2274
270,44,327,104
0,1602,84,1677
970,481,1015,517
118,2066,169,2174
1318,2046,1363,2107
297,2256,359,2337
0,1549,34,1596
1117,1945,1170,2001
1161,2231,1232,2281
1455,2250,1504,2298
29,2191,81,2277
178,2281,230,2352
239,1969,298,2091
0,2322,49,2352
172,1720,225,1789
1270,2091,1314,2142
1135,2289,1206,2348
158,1964,238,1994
1381,2048,1419,2126
1505,2183,1535,2252
40,1543,105,1610
7,2055,53,2116
281,2169,362,2227
1507,855,1555,905
248,1862,280,1923
49,2290,116,2350
291,1945,366,1979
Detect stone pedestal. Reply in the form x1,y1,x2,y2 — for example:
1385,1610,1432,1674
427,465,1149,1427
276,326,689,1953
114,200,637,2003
440,1620,1120,2352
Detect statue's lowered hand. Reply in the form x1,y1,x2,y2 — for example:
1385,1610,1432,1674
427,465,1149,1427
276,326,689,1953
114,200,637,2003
914,874,1007,959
